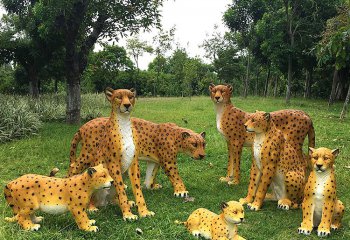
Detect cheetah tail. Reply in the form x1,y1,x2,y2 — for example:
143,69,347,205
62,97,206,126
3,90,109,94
308,122,315,149
174,220,186,226
49,167,60,177
69,130,82,167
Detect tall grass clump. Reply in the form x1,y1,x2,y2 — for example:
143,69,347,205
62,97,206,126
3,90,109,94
28,93,66,121
0,94,41,143
81,92,107,120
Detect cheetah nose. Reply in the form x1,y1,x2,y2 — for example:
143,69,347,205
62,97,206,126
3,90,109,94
199,154,205,159
124,103,131,109
110,180,114,185
215,96,220,101
316,164,323,169
240,218,244,222
244,125,247,130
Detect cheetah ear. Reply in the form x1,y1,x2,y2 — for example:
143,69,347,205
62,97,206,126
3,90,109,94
308,147,315,155
130,88,137,97
181,132,191,139
200,132,206,139
221,202,228,210
209,83,215,92
105,87,114,102
87,167,97,177
226,84,233,93
264,112,271,121
331,149,339,157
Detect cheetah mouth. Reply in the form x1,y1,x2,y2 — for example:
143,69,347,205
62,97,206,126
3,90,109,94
246,129,255,133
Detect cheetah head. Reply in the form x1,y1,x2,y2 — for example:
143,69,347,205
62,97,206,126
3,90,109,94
105,87,136,114
244,111,271,134
309,147,339,173
209,84,233,104
181,131,206,160
86,164,114,190
221,201,244,224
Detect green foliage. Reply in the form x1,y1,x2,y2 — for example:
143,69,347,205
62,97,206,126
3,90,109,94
317,4,350,70
1,96,350,239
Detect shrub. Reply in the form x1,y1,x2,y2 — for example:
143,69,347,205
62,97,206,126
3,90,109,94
0,95,42,143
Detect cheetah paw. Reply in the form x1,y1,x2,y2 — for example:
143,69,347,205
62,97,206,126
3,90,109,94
30,224,41,231
128,201,136,208
277,200,291,210
192,230,200,238
32,216,44,223
140,210,155,218
123,213,138,221
219,176,232,183
331,224,340,230
239,197,252,205
87,206,99,213
89,219,96,225
317,229,330,237
297,227,312,235
151,183,163,190
86,225,99,232
247,203,261,211
174,191,188,198
228,179,239,185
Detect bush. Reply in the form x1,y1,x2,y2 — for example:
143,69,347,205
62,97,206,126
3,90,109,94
0,95,42,143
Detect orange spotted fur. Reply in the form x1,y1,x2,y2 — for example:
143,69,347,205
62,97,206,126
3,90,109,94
69,118,206,197
239,111,306,211
209,84,315,185
68,87,154,220
176,201,245,240
4,164,113,232
298,147,344,237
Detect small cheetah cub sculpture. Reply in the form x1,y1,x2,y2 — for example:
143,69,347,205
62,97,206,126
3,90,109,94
4,164,113,232
298,147,344,237
176,201,245,240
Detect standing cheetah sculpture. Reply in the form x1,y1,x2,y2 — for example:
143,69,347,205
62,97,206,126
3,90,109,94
209,84,315,185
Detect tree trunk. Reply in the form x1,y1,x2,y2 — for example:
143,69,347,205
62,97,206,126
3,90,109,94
65,47,81,124
304,69,312,98
264,65,271,97
243,53,250,98
328,69,339,107
286,53,292,104
340,85,350,119
28,66,39,98
274,76,278,97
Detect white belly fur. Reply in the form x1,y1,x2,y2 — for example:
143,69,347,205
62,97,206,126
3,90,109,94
40,204,68,215
271,171,286,200
117,114,136,173
313,172,330,227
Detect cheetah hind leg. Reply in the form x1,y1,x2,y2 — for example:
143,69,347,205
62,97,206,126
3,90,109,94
331,200,345,230
5,214,18,223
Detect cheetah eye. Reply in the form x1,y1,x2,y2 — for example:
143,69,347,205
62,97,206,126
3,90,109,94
323,157,329,160
192,143,198,148
233,211,237,214
251,119,255,123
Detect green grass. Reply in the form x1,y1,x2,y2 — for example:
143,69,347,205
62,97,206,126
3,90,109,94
0,95,350,240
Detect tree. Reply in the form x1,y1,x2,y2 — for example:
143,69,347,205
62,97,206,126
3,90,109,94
0,6,61,98
317,3,350,118
83,44,134,92
31,0,164,123
126,36,153,71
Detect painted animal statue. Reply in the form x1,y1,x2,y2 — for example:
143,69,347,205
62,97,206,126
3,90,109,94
239,111,307,211
298,147,344,237
4,164,113,232
69,117,206,197
209,84,315,185
68,87,154,220
176,201,246,240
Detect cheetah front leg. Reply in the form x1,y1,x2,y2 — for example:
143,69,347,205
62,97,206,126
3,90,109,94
240,158,261,205
129,159,155,218
16,207,40,231
220,140,244,185
247,163,275,211
70,207,98,232
164,164,188,197
298,198,314,235
317,199,334,237
106,159,137,221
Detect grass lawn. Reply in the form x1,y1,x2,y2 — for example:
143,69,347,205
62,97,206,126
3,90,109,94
0,95,349,240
